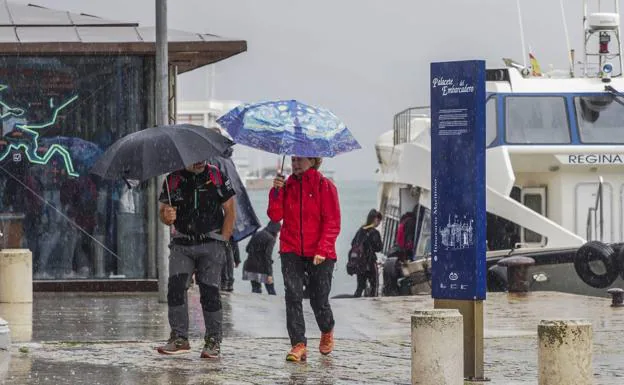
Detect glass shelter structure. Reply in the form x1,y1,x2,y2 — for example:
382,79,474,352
0,1,246,290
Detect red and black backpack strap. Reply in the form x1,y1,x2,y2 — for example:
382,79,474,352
206,164,223,186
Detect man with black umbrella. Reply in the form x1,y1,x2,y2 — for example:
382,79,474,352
156,159,236,359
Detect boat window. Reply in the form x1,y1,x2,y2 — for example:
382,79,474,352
575,95,624,143
522,193,543,243
486,97,497,146
505,96,570,144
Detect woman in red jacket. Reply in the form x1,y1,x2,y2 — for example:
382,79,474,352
268,156,341,362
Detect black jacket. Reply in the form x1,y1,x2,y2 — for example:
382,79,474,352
351,227,383,268
243,229,277,276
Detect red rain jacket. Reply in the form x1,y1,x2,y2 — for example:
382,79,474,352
267,168,341,260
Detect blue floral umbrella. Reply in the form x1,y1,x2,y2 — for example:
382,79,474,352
217,100,361,159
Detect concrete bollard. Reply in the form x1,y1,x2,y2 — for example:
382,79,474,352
0,249,32,303
0,317,9,350
412,309,463,385
538,320,592,385
0,303,32,342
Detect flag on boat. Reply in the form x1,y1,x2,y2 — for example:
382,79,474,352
529,49,542,76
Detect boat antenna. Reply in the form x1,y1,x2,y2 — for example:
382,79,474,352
559,0,574,76
516,0,528,68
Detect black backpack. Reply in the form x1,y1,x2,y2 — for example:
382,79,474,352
346,229,371,276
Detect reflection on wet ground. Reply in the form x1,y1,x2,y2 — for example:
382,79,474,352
0,290,623,384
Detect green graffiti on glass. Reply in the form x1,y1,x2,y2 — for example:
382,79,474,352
0,85,80,177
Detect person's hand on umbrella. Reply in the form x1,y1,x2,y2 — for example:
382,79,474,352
160,204,177,226
273,175,285,189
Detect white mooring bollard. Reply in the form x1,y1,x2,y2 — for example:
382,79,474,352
538,320,592,385
0,317,9,350
411,309,463,385
0,249,32,303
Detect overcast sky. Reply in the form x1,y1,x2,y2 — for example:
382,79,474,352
12,0,605,180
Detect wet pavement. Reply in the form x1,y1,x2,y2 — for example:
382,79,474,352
0,290,623,384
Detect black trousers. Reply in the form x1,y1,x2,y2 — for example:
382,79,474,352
281,253,335,347
251,280,276,295
220,246,235,290
354,264,378,298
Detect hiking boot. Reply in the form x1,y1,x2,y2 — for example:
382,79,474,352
319,330,334,355
157,333,191,355
286,343,307,362
200,336,221,359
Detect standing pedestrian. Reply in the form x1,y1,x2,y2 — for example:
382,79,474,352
351,209,383,297
156,160,236,359
242,221,281,295
268,156,341,362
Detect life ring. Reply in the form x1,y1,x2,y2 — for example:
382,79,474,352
574,241,619,289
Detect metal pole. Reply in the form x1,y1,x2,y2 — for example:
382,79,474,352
155,0,169,303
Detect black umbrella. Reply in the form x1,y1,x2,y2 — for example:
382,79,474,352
90,124,234,202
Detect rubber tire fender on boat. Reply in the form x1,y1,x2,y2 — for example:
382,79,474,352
614,243,624,280
487,265,508,292
573,241,619,289
382,257,401,296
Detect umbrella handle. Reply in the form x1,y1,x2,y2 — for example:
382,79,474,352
279,154,286,175
165,176,172,206
122,176,133,190
273,154,286,198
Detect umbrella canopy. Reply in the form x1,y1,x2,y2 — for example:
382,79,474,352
216,99,361,158
209,147,261,242
39,136,103,174
90,124,233,181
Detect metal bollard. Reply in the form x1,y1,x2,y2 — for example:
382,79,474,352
411,309,463,385
497,256,535,292
607,288,624,307
538,320,592,385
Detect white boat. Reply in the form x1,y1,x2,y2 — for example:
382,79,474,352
376,0,624,297
245,165,336,190
245,165,291,190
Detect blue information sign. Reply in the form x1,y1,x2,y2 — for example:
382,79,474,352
430,60,486,300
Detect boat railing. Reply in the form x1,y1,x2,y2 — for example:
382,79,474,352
380,203,400,254
393,106,430,145
586,176,604,242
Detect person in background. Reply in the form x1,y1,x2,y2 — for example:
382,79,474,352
396,210,416,261
269,156,341,362
352,209,383,297
156,160,236,359
60,174,98,278
242,221,281,295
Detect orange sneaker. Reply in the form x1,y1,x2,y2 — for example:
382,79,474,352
286,343,307,362
319,330,334,355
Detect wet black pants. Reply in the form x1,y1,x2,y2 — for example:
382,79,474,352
354,265,379,298
251,281,276,295
281,253,335,347
220,245,235,290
